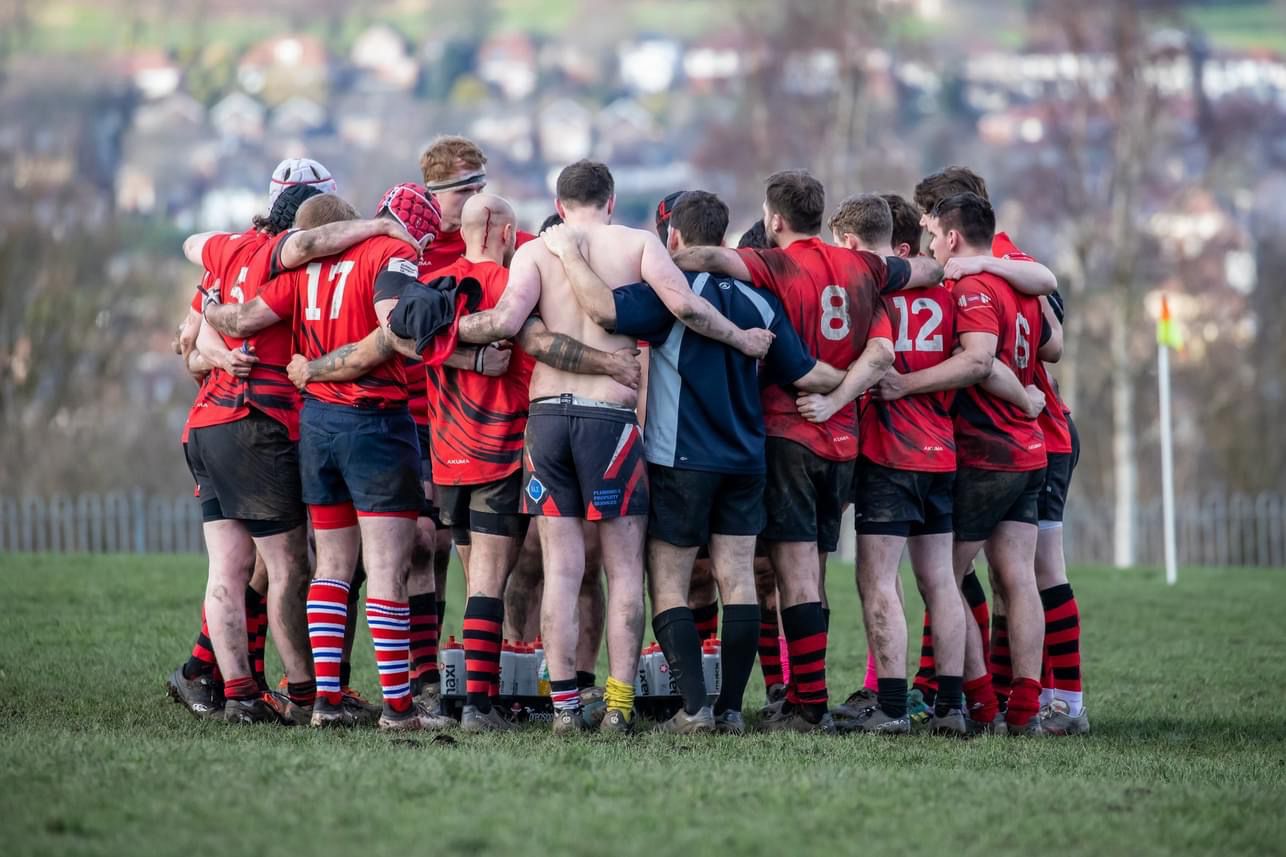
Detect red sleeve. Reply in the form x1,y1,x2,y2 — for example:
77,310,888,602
735,247,782,295
952,277,1000,337
259,273,296,319
869,299,893,341
199,233,234,276
991,232,1035,263
515,230,537,248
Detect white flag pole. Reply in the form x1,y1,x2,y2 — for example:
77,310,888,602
1158,339,1178,585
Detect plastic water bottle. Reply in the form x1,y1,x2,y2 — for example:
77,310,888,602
441,635,465,698
535,639,551,697
634,645,651,697
702,638,722,704
519,643,538,696
499,641,517,698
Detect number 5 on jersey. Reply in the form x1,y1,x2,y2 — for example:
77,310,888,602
304,260,355,322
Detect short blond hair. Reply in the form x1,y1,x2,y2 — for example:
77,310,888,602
419,135,487,185
827,193,892,247
296,193,359,229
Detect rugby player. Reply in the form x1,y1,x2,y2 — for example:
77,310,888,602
796,193,969,735
911,168,1077,733
204,186,449,731
672,170,940,732
544,190,849,734
178,184,344,723
877,192,1048,734
166,159,337,719
456,161,774,734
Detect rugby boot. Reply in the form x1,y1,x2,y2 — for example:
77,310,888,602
310,696,364,729
714,710,747,735
167,666,223,720
1040,700,1090,736
837,705,911,735
927,708,969,738
341,686,381,725
461,704,515,733
659,706,715,735
598,708,635,736
760,706,836,734
833,687,878,721
224,696,276,725
378,705,424,732
261,691,311,726
552,709,589,736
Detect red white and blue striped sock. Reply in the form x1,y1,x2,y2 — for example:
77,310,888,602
550,678,580,713
367,598,413,714
307,578,350,706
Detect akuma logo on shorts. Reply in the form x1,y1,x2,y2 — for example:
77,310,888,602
526,477,547,503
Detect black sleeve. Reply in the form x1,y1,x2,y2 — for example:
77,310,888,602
268,229,301,280
884,256,911,293
1039,313,1052,347
374,268,421,304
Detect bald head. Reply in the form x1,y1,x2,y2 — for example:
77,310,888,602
460,193,517,264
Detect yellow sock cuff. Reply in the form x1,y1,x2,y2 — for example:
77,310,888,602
604,676,635,715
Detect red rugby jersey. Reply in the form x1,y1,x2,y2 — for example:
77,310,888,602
737,238,892,462
423,258,534,485
407,229,536,426
260,235,417,409
860,282,956,472
182,277,212,445
992,232,1072,454
951,272,1045,471
187,230,304,438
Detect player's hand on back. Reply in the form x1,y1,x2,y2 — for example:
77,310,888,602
287,354,312,390
1022,384,1046,419
221,346,258,379
540,224,584,260
943,256,986,280
733,327,775,359
381,218,420,251
606,346,642,390
478,342,512,376
875,369,909,401
796,392,840,424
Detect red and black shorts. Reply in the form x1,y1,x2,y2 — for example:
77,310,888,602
854,458,954,538
185,410,304,536
761,437,855,554
435,470,530,545
522,395,648,520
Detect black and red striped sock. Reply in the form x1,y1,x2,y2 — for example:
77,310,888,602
693,602,719,641
912,610,938,701
463,596,503,713
246,587,268,691
287,679,316,708
781,602,828,720
183,608,217,680
990,613,1012,704
960,571,991,667
409,593,441,689
1041,583,1084,715
758,616,783,689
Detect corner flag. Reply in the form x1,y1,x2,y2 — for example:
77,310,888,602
1157,295,1182,350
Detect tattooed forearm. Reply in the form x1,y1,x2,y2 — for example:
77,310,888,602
533,333,589,372
307,343,359,379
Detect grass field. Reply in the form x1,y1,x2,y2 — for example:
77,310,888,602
2,554,1285,856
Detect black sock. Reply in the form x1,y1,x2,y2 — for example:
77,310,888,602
960,571,987,610
652,606,708,716
935,675,964,717
692,601,719,639
463,596,503,713
714,603,760,715
182,655,212,681
877,677,907,719
436,599,447,629
821,606,831,631
339,661,352,690
576,670,596,690
287,679,316,707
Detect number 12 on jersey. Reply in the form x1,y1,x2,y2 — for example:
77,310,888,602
304,260,355,322
891,294,944,353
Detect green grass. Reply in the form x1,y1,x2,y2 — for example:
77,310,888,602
2,554,1285,856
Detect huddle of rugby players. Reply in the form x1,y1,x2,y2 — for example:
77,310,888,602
166,138,1085,738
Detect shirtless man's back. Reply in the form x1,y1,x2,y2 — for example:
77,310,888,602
458,160,769,734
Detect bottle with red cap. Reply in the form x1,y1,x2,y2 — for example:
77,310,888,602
702,638,722,705
441,635,466,698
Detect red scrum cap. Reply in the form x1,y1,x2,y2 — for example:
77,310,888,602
377,183,442,248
